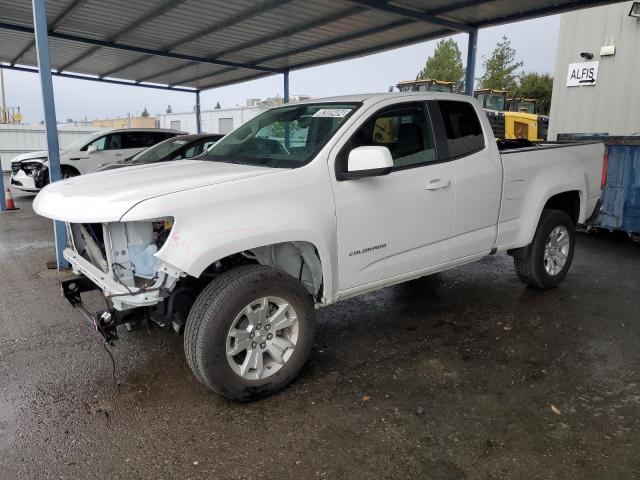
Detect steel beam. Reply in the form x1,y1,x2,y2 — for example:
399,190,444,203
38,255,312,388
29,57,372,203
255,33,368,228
0,22,284,74
465,28,478,95
283,70,290,103
348,0,473,32
195,90,202,134
2,64,196,93
0,164,5,211
31,0,68,269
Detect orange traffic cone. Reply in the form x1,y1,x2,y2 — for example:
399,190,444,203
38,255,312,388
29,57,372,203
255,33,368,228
4,187,19,211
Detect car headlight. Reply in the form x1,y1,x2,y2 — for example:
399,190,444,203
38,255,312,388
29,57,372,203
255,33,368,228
20,160,47,176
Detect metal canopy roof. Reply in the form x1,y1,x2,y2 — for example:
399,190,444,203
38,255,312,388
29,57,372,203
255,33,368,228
0,0,624,92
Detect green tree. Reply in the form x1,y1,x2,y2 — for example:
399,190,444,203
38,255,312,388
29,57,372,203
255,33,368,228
215,102,221,109
478,36,523,93
518,72,553,114
418,38,464,83
166,104,172,114
141,107,150,117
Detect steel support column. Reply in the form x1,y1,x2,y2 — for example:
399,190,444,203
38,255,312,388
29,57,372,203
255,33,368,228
0,65,5,211
283,70,290,103
195,90,202,133
283,71,290,148
32,0,68,269
465,28,478,96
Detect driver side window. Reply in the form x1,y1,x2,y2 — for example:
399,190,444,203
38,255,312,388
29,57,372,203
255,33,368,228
337,102,437,174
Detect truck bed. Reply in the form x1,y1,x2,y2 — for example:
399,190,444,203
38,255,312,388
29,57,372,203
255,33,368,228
495,141,605,251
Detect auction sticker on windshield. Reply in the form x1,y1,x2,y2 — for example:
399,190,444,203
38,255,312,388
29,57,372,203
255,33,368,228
312,108,353,118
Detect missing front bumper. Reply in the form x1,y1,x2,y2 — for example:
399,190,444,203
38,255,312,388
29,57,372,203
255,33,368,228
60,276,121,343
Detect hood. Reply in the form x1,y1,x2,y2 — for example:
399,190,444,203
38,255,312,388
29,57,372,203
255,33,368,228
33,160,284,223
11,151,48,164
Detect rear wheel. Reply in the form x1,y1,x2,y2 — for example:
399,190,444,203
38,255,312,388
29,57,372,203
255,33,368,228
184,265,314,401
513,209,575,289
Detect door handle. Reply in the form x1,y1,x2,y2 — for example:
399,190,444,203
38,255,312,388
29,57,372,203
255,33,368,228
424,179,451,190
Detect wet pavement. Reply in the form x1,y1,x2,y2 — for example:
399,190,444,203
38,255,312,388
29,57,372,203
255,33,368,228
1,184,639,479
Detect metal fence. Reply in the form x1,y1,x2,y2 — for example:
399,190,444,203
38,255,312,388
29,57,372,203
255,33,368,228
0,124,105,171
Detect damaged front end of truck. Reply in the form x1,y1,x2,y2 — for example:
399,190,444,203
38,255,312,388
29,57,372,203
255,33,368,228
60,219,198,343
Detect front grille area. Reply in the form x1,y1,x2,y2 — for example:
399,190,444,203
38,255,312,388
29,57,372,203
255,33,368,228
67,223,109,273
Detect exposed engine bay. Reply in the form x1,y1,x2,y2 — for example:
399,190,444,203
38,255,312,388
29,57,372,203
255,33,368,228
68,219,173,287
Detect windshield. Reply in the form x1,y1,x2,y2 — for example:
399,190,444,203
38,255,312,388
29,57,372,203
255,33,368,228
129,137,191,163
485,94,505,112
202,103,359,168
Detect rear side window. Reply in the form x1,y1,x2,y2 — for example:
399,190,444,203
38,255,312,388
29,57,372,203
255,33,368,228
123,132,158,149
437,100,485,158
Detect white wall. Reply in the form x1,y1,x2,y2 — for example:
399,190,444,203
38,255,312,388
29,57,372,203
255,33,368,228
548,2,640,139
157,106,267,134
0,125,106,170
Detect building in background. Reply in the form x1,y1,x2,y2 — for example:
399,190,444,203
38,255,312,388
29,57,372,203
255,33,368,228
0,124,105,171
158,96,313,134
92,115,157,129
246,95,311,107
548,1,640,139
157,105,267,134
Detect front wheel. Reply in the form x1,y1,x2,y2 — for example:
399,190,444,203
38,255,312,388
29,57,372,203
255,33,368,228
513,209,575,289
184,265,314,401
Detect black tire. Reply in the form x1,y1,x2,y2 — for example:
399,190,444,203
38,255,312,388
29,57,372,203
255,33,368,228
184,265,314,401
513,209,575,289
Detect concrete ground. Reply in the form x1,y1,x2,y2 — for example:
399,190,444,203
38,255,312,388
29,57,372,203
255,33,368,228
1,184,639,480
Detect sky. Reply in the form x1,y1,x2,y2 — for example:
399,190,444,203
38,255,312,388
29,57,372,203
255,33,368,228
2,15,560,124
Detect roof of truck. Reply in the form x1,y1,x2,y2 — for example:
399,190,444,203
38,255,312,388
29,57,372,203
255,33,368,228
294,91,473,105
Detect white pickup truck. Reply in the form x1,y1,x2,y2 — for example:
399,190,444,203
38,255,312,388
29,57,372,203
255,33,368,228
34,93,605,401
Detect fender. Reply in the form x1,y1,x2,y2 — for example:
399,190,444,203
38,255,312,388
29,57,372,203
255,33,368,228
120,160,340,302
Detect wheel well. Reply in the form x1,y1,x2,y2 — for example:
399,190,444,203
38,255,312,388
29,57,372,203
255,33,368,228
543,191,580,224
200,241,324,298
61,165,80,176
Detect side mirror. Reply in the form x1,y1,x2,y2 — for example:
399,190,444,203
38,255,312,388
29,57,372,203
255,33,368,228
342,146,393,180
87,144,98,154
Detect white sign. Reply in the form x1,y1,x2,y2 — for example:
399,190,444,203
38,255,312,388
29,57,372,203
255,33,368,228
312,108,352,118
566,61,599,87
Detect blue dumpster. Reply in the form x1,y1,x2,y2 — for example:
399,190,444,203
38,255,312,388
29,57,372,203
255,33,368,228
594,137,640,238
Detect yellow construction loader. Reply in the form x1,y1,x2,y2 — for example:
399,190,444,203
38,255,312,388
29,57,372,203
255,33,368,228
394,80,548,141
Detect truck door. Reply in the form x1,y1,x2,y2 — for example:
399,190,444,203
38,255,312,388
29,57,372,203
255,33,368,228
330,101,456,291
434,100,502,258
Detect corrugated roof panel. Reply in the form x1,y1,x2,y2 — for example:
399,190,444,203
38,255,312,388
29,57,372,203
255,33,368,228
0,0,626,91
0,30,33,63
107,56,192,82
67,47,148,77
194,68,272,90
118,0,263,52
53,0,161,40
152,63,230,86
217,11,414,64
1,0,70,27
